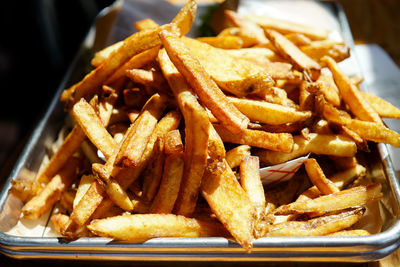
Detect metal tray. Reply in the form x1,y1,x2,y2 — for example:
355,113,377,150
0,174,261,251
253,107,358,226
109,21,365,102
1,0,400,262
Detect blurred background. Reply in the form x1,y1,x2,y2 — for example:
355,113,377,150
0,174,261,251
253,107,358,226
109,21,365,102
0,0,399,265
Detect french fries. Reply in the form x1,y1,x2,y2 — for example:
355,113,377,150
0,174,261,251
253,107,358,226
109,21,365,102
12,1,400,252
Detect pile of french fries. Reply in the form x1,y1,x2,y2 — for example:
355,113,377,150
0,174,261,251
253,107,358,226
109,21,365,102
10,0,400,252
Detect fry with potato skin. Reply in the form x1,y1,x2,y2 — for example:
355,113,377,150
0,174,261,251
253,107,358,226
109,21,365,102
87,214,228,241
227,96,311,125
22,157,81,220
321,56,382,124
265,29,321,80
304,158,340,195
214,124,293,152
256,133,357,165
115,94,167,168
274,183,382,215
266,208,365,237
201,160,255,251
160,31,249,133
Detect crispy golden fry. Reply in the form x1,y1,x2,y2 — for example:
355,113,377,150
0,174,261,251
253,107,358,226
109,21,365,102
226,145,251,169
105,46,160,85
224,10,270,47
91,41,123,67
247,15,329,40
284,33,311,46
321,56,383,124
160,33,249,133
315,74,341,107
275,183,382,215
297,164,366,202
262,62,295,80
87,214,228,241
59,189,75,214
115,94,167,168
322,101,400,147
158,48,211,216
265,29,321,80
266,208,365,236
362,92,400,119
227,96,312,125
225,47,282,64
72,98,117,159
214,124,293,152
239,156,265,238
22,157,80,220
141,137,165,202
126,69,169,94
61,0,196,104
180,37,275,98
201,160,255,251
250,87,292,107
35,126,86,184
256,133,357,165
135,18,159,31
304,158,340,195
327,229,370,236
301,41,350,63
196,36,243,49
299,81,314,111
164,129,183,155
9,169,40,202
150,151,184,214
248,122,303,133
73,174,95,209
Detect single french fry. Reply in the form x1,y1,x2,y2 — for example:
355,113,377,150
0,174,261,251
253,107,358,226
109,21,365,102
300,40,350,63
321,56,382,124
285,33,311,46
226,145,251,169
304,158,340,195
115,94,167,168
224,10,270,47
256,133,357,165
322,101,400,147
239,156,265,238
22,157,81,220
248,122,303,133
180,37,275,99
315,74,341,107
126,69,169,94
87,214,228,241
266,208,365,237
61,0,196,104
135,18,159,31
73,174,96,209
265,29,321,80
247,15,329,40
275,183,382,215
225,47,282,64
297,164,366,202
160,32,249,133
72,98,117,159
141,136,165,202
91,41,124,67
214,124,293,152
227,96,312,125
35,125,87,184
59,189,75,213
196,36,243,49
150,152,184,214
201,160,255,251
164,129,183,155
362,92,400,119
